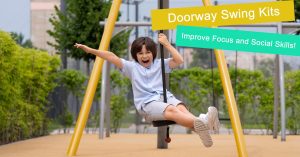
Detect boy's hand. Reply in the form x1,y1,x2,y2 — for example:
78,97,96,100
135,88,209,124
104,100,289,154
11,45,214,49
158,33,171,47
74,43,85,49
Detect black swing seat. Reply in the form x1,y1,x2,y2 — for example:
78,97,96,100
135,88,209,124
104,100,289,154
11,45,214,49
152,120,176,127
151,120,176,143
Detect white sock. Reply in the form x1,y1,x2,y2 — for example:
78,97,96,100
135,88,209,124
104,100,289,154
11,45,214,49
199,113,208,124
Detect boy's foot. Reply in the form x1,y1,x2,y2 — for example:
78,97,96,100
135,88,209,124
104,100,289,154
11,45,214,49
199,106,220,132
194,118,213,147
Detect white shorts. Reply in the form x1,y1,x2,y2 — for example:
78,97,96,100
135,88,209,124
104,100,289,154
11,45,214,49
140,95,186,122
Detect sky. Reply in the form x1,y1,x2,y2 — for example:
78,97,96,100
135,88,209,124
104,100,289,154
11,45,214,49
0,0,272,40
0,0,30,40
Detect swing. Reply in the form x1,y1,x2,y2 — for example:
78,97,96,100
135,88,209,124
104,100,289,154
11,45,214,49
151,30,176,143
210,49,236,122
67,1,248,156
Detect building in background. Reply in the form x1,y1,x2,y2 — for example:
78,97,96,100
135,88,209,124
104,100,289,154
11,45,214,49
30,0,60,55
29,0,299,70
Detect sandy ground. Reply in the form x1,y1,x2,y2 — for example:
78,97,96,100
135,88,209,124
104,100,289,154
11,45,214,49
0,134,299,157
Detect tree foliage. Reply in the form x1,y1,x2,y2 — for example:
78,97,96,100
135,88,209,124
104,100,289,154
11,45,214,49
48,0,131,63
57,69,87,125
285,70,300,134
58,69,87,97
294,0,300,21
257,58,274,78
47,0,131,131
0,31,60,144
10,32,33,48
189,48,216,69
291,0,300,35
86,70,132,133
109,71,132,133
170,67,275,133
170,68,212,115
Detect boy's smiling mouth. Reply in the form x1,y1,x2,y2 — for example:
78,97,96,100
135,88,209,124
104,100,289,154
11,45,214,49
142,60,150,64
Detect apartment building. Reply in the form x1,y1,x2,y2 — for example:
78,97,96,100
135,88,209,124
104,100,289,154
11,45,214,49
30,0,60,55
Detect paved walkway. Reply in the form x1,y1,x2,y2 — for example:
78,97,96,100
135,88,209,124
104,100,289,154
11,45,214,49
0,134,299,157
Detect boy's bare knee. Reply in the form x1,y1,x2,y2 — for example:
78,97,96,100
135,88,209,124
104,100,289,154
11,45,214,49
177,104,187,111
165,105,178,113
164,105,179,119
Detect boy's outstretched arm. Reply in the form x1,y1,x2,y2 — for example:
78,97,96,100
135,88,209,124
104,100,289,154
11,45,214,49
74,43,123,69
158,33,183,69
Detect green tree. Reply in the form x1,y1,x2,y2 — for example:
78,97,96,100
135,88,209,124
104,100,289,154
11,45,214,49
10,32,33,48
19,48,60,108
48,0,131,70
170,67,274,133
58,69,87,119
292,0,300,34
58,106,74,133
285,70,300,134
256,58,274,78
0,31,20,144
256,77,274,133
189,48,216,69
110,71,131,133
294,0,300,21
170,68,217,115
47,0,131,128
0,31,60,144
257,58,292,78
284,62,292,71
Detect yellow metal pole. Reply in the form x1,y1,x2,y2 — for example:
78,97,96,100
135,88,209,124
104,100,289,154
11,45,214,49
202,0,248,157
66,0,122,156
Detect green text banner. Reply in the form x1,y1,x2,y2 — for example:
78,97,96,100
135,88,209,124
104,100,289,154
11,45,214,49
176,25,300,56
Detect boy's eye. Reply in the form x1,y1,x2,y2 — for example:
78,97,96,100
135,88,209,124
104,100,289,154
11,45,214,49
146,51,151,54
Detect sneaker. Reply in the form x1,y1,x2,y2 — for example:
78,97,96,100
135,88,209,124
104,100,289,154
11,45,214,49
199,107,220,132
194,118,213,147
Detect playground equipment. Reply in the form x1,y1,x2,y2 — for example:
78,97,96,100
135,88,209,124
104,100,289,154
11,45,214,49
67,0,300,156
100,21,300,142
202,0,247,156
152,120,176,143
154,0,176,147
67,0,247,156
66,0,121,156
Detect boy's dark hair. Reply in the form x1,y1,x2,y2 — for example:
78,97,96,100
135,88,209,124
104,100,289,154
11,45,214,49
130,37,157,62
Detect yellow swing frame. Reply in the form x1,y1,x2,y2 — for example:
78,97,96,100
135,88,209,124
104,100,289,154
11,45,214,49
66,0,248,156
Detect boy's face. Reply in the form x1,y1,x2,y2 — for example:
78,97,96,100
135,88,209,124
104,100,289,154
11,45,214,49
136,45,153,68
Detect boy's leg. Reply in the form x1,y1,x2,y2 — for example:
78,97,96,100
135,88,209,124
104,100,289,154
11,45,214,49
164,105,213,147
207,106,220,131
199,107,220,132
177,102,220,132
194,118,213,147
176,104,196,119
176,104,214,147
164,105,195,128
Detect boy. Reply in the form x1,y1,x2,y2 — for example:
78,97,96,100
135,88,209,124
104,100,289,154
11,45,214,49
74,33,220,147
